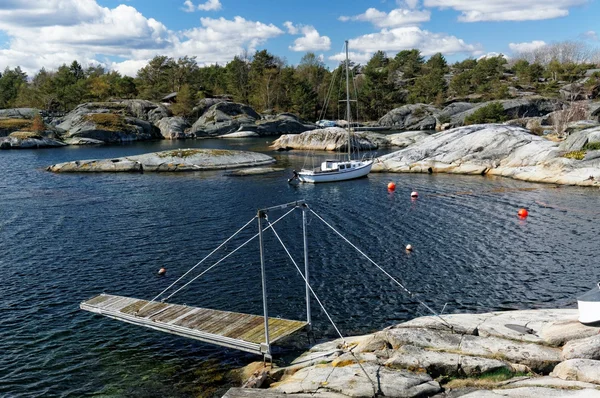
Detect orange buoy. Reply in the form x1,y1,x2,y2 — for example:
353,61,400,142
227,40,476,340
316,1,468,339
388,182,396,191
411,191,418,198
518,208,529,218
158,267,166,275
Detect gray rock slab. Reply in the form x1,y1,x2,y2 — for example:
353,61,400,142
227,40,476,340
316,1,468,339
222,387,348,397
552,359,600,384
541,318,600,346
459,334,561,372
272,363,441,397
156,116,190,139
386,345,511,377
461,387,600,397
373,124,600,187
504,375,599,389
47,149,275,172
378,103,440,130
271,127,378,151
390,312,496,335
384,327,462,351
0,136,66,149
225,167,283,176
386,345,460,375
219,131,260,138
63,137,105,145
477,309,578,344
562,334,600,360
387,131,431,148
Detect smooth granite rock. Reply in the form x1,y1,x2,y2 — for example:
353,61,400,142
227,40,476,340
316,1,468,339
541,319,600,346
271,363,441,397
461,387,600,397
373,124,600,187
156,116,191,139
562,334,600,360
552,359,600,384
271,127,378,151
47,148,275,172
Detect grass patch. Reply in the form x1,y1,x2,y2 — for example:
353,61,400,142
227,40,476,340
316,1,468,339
9,131,42,139
156,149,232,158
0,118,32,131
563,150,586,160
84,113,129,132
444,369,530,390
583,142,600,151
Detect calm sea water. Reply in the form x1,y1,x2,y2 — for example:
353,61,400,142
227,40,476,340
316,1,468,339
1,138,600,397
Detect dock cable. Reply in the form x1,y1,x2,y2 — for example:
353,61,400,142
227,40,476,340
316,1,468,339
135,214,258,315
136,207,296,315
306,205,453,331
265,215,381,397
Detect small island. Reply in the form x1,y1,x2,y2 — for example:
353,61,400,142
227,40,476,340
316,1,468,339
46,148,276,173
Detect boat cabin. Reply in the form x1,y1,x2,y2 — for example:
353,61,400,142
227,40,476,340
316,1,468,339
320,160,358,172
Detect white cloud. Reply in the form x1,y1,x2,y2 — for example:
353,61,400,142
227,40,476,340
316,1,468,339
329,26,481,63
581,30,599,41
182,0,222,12
285,23,331,52
171,16,283,64
397,0,420,9
509,40,547,53
283,21,298,35
182,0,195,12
197,0,222,11
0,1,283,76
339,8,430,28
423,0,588,22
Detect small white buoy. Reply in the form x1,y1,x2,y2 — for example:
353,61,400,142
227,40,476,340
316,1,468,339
411,191,418,198
405,244,413,252
158,267,166,275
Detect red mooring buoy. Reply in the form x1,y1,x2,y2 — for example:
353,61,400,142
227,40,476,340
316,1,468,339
158,267,166,275
388,182,396,191
518,208,529,218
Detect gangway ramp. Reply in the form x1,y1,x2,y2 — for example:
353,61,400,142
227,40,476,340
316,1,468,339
80,294,308,356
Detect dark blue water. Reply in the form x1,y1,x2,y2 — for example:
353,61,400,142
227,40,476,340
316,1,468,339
1,139,600,397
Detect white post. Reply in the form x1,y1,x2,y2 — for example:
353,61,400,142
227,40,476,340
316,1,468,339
302,205,312,329
257,211,271,359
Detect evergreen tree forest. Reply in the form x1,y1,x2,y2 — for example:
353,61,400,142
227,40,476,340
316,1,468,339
1,43,598,122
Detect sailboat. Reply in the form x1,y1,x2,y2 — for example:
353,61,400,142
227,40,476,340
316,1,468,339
291,41,373,184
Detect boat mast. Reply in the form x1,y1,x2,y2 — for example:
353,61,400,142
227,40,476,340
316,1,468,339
345,40,351,162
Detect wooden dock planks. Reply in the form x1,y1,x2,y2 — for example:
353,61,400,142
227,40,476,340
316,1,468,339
80,294,307,355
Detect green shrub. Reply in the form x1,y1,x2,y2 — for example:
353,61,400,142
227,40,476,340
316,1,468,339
583,142,600,151
564,150,585,160
84,113,128,131
464,102,507,125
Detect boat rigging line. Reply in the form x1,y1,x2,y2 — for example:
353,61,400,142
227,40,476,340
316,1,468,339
137,201,451,343
135,208,296,315
306,204,453,330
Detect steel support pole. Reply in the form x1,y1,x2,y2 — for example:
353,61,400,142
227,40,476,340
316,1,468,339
257,211,271,359
302,206,312,330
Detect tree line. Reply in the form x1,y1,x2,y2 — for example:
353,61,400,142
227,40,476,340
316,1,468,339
0,40,598,122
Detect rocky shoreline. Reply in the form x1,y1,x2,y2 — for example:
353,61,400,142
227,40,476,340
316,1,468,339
226,308,600,397
372,124,600,187
46,149,275,172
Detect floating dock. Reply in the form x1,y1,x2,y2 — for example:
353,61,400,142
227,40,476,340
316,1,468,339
80,294,308,356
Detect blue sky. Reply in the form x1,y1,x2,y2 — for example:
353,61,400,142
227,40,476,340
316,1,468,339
0,0,598,77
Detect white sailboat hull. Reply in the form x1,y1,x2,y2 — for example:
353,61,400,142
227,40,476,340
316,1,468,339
297,160,373,183
578,283,600,324
578,299,600,324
